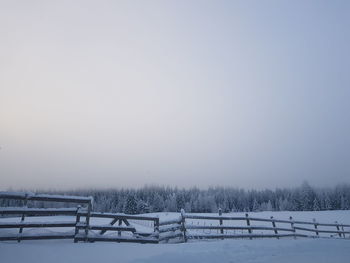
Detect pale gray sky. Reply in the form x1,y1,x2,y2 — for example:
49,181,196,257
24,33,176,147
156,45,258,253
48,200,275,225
1,0,349,190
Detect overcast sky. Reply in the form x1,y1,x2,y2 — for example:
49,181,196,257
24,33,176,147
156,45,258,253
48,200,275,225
1,0,349,190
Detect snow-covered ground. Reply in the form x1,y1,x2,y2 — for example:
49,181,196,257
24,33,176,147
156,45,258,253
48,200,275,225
1,210,350,263
1,238,350,263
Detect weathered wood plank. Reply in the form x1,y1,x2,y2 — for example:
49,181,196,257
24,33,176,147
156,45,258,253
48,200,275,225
0,221,76,228
84,202,92,242
188,233,307,239
0,207,78,216
313,219,319,236
271,216,278,239
335,222,342,238
180,209,187,242
134,232,155,237
118,219,123,236
159,218,182,226
292,220,350,227
154,217,160,239
294,226,349,234
0,192,92,204
18,197,28,243
122,218,130,226
75,235,158,244
159,232,183,241
246,213,252,239
184,214,247,221
76,224,136,232
186,225,294,232
0,234,75,241
79,212,158,221
159,225,181,233
248,217,292,224
74,206,81,243
219,208,224,236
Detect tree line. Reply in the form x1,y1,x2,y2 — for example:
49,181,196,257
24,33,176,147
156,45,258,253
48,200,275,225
1,182,350,214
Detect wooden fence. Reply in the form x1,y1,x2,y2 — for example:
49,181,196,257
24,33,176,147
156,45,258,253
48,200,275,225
0,192,159,244
1,192,349,244
0,191,92,242
181,208,350,240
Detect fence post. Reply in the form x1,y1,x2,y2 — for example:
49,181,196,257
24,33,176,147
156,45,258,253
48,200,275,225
74,205,81,243
180,209,187,242
84,200,92,242
335,221,342,238
245,213,252,239
313,218,319,237
154,217,160,242
289,216,296,239
118,219,122,237
18,194,28,243
341,225,345,239
218,208,224,238
270,216,278,238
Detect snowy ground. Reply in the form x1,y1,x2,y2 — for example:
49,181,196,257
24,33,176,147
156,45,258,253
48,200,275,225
1,238,350,263
1,210,350,263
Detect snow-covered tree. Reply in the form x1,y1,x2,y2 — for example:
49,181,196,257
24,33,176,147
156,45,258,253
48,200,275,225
151,193,165,212
124,195,137,214
5,183,349,214
313,198,320,211
252,199,260,212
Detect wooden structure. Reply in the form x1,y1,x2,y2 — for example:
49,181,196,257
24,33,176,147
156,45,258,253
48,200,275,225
75,211,159,243
0,191,92,242
1,192,349,244
182,211,350,241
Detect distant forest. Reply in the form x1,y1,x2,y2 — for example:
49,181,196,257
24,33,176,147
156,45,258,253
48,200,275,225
2,182,350,214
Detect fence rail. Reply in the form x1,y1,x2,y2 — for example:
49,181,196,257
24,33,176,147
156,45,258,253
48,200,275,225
182,211,350,240
0,192,92,204
0,233,75,241
0,207,79,216
1,192,349,244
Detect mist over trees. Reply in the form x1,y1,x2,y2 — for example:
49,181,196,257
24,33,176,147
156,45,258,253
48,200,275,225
1,182,350,214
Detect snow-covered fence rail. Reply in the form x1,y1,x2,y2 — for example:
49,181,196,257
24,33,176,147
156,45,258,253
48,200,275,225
158,215,183,242
0,207,78,216
0,191,93,204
